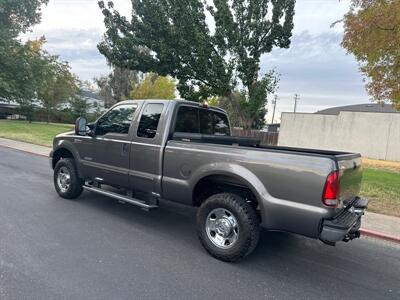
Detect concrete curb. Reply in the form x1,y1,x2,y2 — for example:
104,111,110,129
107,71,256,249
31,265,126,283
360,228,400,244
0,144,48,158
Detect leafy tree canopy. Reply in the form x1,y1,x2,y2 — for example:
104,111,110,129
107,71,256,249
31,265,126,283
0,0,49,36
95,66,139,108
130,73,176,100
69,81,93,120
0,0,49,103
342,0,400,109
98,0,295,128
36,52,78,123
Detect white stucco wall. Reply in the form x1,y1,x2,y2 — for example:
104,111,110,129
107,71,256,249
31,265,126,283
278,112,400,161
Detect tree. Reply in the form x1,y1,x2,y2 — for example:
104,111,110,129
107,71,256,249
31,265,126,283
0,0,49,102
216,71,278,129
0,37,35,102
69,95,90,120
95,66,139,108
35,50,79,123
0,0,48,36
1,1,85,122
342,0,400,109
130,73,176,100
98,0,295,128
2,37,47,122
69,82,93,120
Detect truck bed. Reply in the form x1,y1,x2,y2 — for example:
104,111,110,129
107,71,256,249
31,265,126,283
171,132,360,160
171,132,363,209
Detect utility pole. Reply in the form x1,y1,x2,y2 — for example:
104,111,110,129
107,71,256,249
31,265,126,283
271,95,278,124
294,94,300,113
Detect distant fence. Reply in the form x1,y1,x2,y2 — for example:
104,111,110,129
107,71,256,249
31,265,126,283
232,129,279,146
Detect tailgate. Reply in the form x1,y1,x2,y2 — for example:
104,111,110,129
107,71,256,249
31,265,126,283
337,155,363,204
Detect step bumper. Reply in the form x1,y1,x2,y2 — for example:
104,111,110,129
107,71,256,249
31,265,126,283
320,197,369,244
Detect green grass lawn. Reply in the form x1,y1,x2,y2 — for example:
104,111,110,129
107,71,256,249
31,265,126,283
0,120,73,147
360,168,400,217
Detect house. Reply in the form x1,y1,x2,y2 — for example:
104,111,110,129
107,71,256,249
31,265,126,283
0,100,19,119
316,103,399,115
261,123,280,132
51,90,105,114
80,90,105,113
1,90,105,119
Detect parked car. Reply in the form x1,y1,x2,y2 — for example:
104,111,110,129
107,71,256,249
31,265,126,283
50,99,368,262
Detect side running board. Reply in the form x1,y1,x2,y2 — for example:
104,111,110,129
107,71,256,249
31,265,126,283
83,185,158,211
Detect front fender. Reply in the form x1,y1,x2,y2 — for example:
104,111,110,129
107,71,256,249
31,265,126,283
52,139,83,177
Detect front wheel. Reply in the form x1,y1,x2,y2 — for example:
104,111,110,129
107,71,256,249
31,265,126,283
54,158,83,199
197,193,260,262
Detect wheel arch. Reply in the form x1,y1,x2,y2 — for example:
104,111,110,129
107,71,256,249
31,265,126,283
191,164,269,221
52,142,83,178
52,148,74,168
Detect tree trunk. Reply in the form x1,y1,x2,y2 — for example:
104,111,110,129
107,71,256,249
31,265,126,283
223,90,242,127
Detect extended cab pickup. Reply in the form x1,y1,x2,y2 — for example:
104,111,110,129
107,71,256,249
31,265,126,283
50,99,368,261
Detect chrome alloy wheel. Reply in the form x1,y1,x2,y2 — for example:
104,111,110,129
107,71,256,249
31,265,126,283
57,166,71,193
206,208,239,249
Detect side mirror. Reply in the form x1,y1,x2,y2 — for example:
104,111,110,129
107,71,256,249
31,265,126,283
75,117,87,136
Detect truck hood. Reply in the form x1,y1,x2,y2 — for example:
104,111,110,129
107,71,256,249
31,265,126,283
55,131,75,138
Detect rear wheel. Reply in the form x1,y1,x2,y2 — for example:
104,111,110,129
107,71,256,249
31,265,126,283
197,193,260,262
54,158,83,199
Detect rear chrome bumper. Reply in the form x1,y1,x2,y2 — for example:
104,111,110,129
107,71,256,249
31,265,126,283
320,197,369,245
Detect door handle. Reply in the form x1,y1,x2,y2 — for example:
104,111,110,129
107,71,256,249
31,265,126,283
122,143,129,154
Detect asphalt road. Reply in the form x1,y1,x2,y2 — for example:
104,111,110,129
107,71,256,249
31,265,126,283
0,147,399,300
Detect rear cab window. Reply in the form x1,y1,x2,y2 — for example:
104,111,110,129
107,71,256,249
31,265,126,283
137,103,164,139
174,105,230,136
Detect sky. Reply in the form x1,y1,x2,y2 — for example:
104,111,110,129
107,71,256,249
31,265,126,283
23,0,370,122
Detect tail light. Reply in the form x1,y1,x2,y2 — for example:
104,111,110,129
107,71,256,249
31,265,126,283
322,171,340,207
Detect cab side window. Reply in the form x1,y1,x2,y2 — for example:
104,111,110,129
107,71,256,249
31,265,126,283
174,105,230,136
213,111,230,136
95,104,137,136
137,103,164,138
174,106,199,133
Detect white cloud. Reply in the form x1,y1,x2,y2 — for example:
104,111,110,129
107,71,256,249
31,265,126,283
32,0,131,31
262,30,369,122
293,0,350,34
23,28,108,80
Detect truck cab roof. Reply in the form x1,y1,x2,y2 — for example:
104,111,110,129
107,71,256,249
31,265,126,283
116,99,227,114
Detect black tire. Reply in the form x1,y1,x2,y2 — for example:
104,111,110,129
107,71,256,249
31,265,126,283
54,158,83,199
197,193,260,262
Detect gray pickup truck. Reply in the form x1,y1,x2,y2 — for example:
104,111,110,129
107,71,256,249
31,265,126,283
50,99,368,261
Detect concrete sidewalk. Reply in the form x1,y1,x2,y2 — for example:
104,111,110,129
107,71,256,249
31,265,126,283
361,212,400,242
0,137,399,243
0,137,51,157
